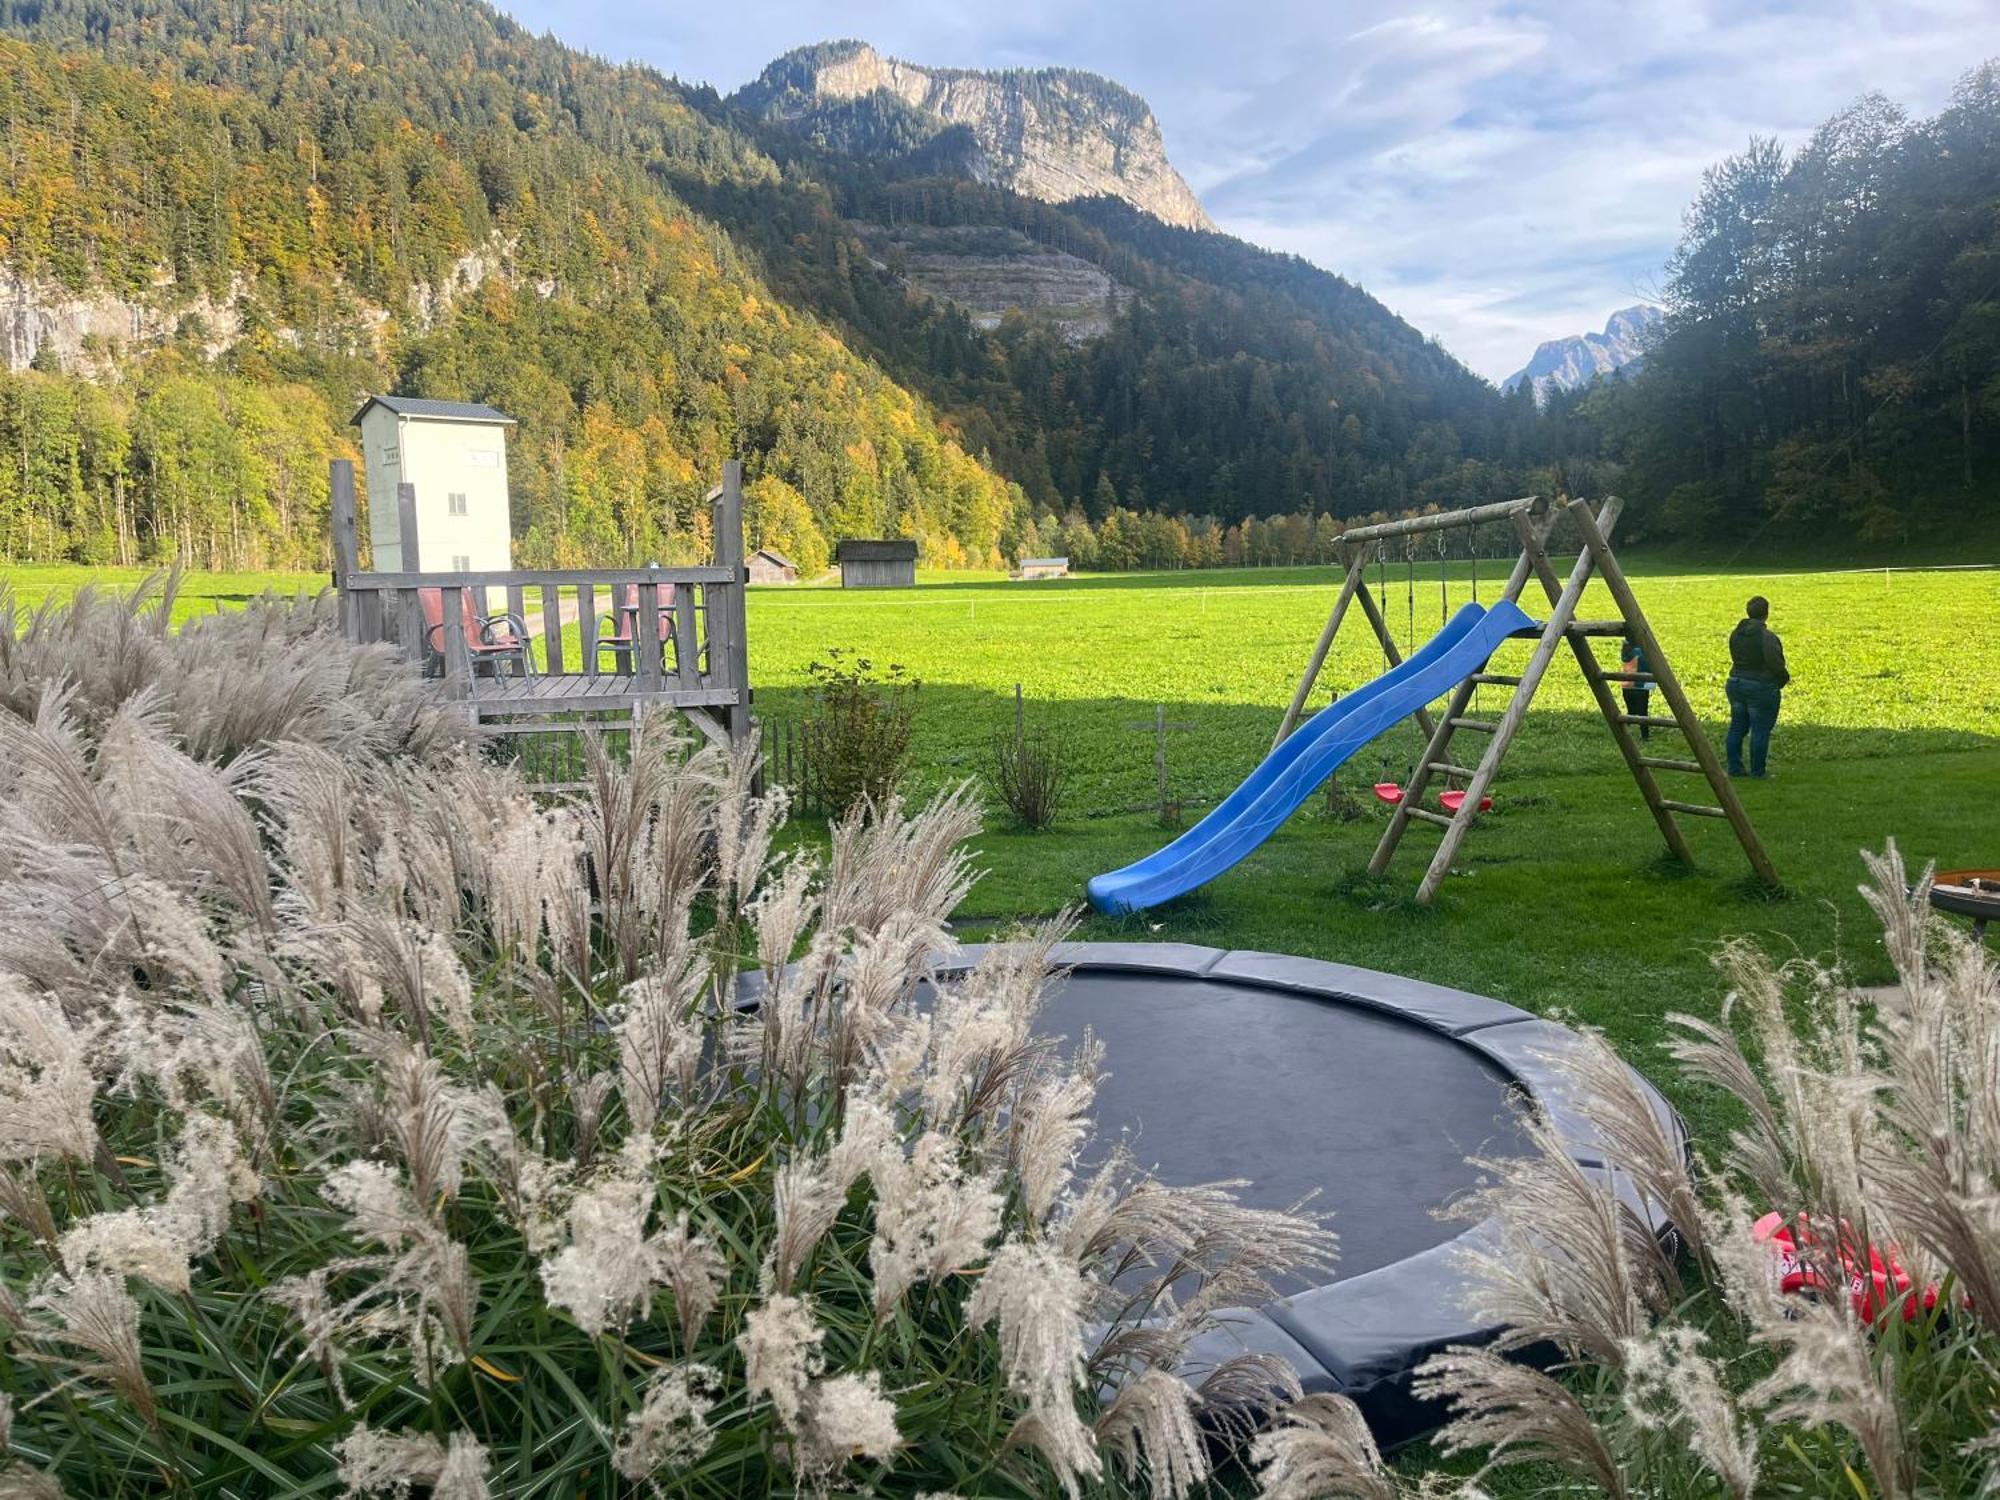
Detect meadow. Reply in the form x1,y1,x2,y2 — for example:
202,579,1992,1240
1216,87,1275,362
6,552,2000,1496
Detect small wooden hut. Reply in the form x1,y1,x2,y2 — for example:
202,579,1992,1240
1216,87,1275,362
836,539,918,589
747,547,798,584
1017,556,1070,580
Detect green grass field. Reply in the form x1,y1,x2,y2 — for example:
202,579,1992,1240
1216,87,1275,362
11,555,1999,1140
9,553,1999,1490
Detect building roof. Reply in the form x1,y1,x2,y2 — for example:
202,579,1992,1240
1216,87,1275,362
750,547,796,568
836,539,920,563
1020,556,1070,568
351,394,517,426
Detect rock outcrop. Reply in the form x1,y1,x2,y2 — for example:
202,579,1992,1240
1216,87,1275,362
1502,304,1662,403
740,42,1214,231
851,223,1132,341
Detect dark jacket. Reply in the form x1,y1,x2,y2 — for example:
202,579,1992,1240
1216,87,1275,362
1728,618,1790,688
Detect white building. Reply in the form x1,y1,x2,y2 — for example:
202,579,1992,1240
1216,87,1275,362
353,395,516,573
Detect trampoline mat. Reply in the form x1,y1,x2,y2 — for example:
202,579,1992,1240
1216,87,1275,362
1036,970,1534,1280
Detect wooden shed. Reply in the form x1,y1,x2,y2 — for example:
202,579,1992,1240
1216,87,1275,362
836,538,918,589
747,547,798,585
1017,556,1070,580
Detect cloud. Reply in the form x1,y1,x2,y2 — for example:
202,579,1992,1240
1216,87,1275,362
499,0,1994,380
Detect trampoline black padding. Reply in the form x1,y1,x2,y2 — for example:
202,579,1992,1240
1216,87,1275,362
921,942,1687,1447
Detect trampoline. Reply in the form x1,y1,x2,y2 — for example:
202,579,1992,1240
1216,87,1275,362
1931,868,1999,944
921,942,1687,1445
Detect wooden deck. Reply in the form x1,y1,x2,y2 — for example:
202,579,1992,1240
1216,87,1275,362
330,459,754,755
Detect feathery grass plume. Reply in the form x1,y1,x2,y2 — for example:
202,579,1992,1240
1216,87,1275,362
375,1040,481,1207
1096,1366,1208,1500
967,1238,1101,1494
59,1113,258,1292
771,1155,846,1295
820,783,982,937
1449,1102,1664,1370
1249,1392,1397,1500
613,949,710,1138
713,738,786,913
0,1164,58,1248
0,978,100,1164
739,1291,826,1433
1007,1037,1104,1223
795,1370,904,1475
1673,936,1881,1239
613,1363,723,1480
537,1142,723,1340
23,1271,156,1430
1415,1344,1626,1497
1536,1026,1704,1268
1859,846,2000,1326
108,995,278,1160
867,1129,1006,1318
1621,1324,1758,1499
336,1426,490,1498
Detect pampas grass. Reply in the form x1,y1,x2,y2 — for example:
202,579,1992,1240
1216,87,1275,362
0,590,1335,1498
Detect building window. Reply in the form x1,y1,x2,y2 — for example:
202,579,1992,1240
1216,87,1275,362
467,449,500,469
451,555,472,573
447,491,468,516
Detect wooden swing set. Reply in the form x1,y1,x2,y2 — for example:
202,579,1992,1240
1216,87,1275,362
1276,494,1779,905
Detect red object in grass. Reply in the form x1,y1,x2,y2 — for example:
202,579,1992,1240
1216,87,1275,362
1438,790,1494,814
1373,782,1405,805
1753,1211,1942,1324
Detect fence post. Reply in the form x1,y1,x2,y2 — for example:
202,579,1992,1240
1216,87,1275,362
329,459,359,638
712,460,752,748
396,482,421,572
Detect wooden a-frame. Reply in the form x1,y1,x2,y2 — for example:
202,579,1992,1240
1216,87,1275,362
1277,495,1778,905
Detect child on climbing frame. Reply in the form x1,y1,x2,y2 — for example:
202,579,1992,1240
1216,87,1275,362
1620,634,1652,740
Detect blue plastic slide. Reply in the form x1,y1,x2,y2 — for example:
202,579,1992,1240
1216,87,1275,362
1086,598,1538,915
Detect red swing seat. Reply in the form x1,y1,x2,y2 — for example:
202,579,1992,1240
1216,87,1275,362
1372,782,1405,805
1439,790,1495,814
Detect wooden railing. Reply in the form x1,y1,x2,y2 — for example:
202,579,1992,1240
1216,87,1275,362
329,459,752,747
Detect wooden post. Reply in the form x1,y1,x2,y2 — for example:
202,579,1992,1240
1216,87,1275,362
1014,682,1024,748
440,582,471,702
395,482,421,572
329,459,359,638
1565,498,1779,889
1274,540,1373,747
1126,705,1194,825
1410,503,1609,904
712,460,752,746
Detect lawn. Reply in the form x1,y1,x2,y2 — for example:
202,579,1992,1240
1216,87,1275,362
11,552,2000,1139
742,558,2000,1145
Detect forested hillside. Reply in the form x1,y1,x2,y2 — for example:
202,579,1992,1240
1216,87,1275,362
0,1,1024,570
1566,65,2000,545
0,0,1571,574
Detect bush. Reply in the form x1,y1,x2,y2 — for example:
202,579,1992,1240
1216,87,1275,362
799,648,918,816
0,594,1334,1497
990,718,1069,831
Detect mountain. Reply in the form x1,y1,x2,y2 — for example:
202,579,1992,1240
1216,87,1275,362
734,41,1215,231
1502,305,1662,402
0,0,1562,575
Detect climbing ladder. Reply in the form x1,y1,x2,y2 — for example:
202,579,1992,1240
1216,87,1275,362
1365,496,1777,902
1277,494,1779,905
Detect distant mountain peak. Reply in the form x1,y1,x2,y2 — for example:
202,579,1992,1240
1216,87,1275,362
1502,304,1662,402
736,41,1215,232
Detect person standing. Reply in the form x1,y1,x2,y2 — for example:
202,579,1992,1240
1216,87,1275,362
1726,595,1789,778
1620,634,1653,739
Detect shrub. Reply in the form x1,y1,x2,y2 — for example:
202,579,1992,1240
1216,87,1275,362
0,595,1334,1497
991,717,1069,831
799,647,918,816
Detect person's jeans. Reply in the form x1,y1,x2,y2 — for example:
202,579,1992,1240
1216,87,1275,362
1726,677,1782,776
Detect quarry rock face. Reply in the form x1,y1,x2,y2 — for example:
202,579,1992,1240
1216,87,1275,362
746,42,1215,232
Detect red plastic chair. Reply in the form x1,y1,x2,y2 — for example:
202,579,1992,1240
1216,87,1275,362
418,588,532,678
595,581,679,674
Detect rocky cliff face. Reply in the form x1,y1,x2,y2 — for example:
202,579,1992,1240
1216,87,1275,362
740,42,1214,232
1503,304,1662,403
851,223,1133,342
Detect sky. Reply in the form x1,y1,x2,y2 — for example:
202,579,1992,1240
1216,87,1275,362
500,0,1993,382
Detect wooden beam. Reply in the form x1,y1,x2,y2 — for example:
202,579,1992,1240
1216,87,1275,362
329,459,360,638
345,566,733,589
1274,540,1374,747
395,482,420,571
1411,503,1609,904
1565,497,1780,889
1335,495,1537,545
